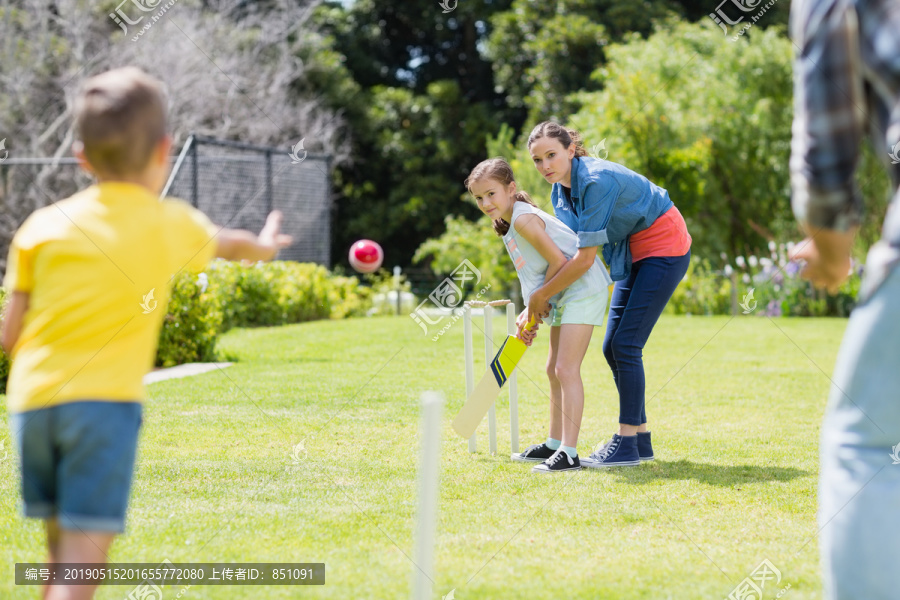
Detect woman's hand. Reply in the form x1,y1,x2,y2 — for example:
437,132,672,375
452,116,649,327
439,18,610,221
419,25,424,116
526,292,552,329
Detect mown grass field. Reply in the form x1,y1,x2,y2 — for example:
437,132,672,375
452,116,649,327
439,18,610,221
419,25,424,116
0,314,847,599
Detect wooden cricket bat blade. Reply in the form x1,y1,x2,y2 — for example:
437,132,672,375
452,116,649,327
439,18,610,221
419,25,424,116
452,335,529,439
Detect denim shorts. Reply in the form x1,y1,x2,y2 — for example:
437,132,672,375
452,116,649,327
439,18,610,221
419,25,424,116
549,292,609,327
10,401,143,533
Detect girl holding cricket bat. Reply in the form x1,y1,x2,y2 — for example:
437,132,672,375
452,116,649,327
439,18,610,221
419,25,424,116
465,157,612,473
524,121,692,468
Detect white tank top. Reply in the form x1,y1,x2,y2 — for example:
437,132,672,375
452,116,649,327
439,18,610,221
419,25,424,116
501,202,612,306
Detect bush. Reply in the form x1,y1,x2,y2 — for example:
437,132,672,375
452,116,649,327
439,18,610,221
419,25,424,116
666,257,732,316
155,260,373,367
666,243,862,317
0,262,373,388
329,275,374,319
156,271,224,368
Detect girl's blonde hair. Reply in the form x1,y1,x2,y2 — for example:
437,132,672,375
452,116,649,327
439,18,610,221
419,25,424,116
526,121,589,158
465,157,537,237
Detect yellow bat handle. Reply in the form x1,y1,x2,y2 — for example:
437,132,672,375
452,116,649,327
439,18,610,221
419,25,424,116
518,315,537,339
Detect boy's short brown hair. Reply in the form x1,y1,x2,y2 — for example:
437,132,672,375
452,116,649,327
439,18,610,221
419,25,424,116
74,67,167,177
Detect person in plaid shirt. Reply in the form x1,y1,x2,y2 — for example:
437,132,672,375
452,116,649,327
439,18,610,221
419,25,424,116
790,1,900,598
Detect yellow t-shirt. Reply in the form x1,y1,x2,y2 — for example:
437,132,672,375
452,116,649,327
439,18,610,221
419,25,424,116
3,182,220,413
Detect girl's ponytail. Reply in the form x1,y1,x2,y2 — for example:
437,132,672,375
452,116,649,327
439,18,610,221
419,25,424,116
493,190,538,236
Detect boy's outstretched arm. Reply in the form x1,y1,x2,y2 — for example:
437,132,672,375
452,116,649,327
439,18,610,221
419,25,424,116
1,291,29,356
216,210,293,262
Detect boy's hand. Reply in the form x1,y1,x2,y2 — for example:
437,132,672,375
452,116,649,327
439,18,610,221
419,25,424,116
258,211,293,260
790,228,856,294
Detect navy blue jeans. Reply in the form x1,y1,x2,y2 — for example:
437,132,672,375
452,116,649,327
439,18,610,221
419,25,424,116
602,251,691,426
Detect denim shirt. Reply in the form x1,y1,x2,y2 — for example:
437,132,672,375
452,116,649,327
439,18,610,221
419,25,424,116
551,156,673,281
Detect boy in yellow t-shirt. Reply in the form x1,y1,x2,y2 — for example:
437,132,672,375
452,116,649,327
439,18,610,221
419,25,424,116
1,67,291,600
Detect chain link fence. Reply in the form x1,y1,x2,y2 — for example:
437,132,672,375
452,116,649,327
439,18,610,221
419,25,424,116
0,134,332,275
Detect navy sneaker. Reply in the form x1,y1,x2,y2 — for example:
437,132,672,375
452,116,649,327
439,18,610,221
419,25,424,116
592,431,655,462
532,450,581,473
511,442,556,462
581,434,640,468
637,431,654,461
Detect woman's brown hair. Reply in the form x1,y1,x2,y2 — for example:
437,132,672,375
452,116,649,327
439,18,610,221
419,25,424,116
526,121,589,158
465,157,537,236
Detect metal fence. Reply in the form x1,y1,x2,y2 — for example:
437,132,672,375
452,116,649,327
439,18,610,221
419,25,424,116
164,135,332,266
0,134,332,275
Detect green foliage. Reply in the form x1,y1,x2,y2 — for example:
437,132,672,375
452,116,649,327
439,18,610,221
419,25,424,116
486,0,676,121
314,0,513,268
156,271,224,369
412,215,515,301
155,261,373,368
666,257,732,316
570,21,797,261
329,275,375,320
666,248,862,317
363,269,415,316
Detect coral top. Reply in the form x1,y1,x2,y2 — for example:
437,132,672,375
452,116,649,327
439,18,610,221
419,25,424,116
628,206,692,262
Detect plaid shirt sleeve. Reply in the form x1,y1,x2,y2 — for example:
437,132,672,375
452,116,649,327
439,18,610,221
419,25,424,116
790,0,866,232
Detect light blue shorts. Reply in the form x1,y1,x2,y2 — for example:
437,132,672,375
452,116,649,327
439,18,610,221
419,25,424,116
549,292,608,327
10,401,143,533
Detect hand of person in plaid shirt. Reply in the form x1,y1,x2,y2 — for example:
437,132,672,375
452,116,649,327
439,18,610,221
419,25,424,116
790,229,856,294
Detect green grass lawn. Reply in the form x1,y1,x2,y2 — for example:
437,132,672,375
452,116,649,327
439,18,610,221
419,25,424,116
0,314,848,599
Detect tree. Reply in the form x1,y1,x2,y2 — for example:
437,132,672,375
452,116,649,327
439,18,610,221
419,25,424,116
0,0,340,273
569,20,798,259
312,0,514,268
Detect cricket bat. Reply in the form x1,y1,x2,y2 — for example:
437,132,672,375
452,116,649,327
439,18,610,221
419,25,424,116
452,317,535,439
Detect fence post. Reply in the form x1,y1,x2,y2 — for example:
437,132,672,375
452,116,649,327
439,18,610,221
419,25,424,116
190,138,199,208
265,149,273,215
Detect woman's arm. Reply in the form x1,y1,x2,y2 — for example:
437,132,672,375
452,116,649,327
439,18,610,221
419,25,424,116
526,246,598,325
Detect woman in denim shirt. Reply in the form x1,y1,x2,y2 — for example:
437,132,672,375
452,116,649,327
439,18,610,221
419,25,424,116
523,122,692,467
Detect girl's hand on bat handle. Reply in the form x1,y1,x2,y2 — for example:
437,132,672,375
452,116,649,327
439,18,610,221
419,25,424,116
516,313,539,346
518,325,538,347
515,309,530,330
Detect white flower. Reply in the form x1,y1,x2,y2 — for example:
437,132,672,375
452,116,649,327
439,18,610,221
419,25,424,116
736,256,746,268
720,252,728,261
768,240,777,252
724,265,734,276
760,257,773,268
742,273,751,284
197,272,209,293
748,255,758,268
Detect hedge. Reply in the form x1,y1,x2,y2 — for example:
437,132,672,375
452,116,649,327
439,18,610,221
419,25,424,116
0,261,372,387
